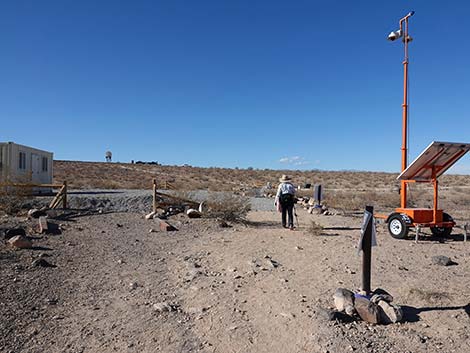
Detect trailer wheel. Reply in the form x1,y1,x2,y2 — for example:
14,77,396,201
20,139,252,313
388,215,409,239
430,213,453,237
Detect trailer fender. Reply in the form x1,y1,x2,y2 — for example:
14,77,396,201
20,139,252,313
386,212,412,225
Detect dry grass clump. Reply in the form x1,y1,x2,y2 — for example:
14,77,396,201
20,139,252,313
407,288,451,304
204,193,251,223
306,220,323,236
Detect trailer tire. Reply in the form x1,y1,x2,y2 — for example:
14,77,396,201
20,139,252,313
430,213,453,237
387,214,409,239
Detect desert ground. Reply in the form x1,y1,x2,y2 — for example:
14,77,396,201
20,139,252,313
1,161,470,353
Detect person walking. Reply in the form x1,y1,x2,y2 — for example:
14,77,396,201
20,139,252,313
275,175,296,230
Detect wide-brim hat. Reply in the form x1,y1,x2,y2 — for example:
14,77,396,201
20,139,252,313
279,175,292,182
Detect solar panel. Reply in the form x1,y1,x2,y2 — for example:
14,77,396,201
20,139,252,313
397,141,470,181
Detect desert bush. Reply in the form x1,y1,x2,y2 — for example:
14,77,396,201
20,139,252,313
406,288,450,304
204,193,251,223
324,190,400,212
306,220,323,236
0,187,31,215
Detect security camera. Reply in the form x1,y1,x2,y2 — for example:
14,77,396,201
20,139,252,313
387,29,402,41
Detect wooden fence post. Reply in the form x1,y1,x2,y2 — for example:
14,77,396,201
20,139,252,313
361,205,374,295
153,179,157,213
62,181,67,209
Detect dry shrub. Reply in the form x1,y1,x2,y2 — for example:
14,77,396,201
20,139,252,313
204,193,251,223
407,288,451,304
306,220,323,236
325,190,400,212
0,187,31,215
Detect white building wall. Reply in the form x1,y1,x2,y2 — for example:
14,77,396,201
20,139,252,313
0,142,53,185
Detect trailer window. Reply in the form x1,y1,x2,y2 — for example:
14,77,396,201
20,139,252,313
19,152,26,170
42,157,48,172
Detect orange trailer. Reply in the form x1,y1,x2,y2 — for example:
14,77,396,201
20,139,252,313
385,141,470,239
383,13,470,239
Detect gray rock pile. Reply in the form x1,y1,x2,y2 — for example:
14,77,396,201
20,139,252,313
332,287,403,325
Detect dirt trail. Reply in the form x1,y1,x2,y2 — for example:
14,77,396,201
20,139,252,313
1,210,469,353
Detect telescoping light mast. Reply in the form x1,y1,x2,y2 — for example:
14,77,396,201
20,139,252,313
387,11,414,208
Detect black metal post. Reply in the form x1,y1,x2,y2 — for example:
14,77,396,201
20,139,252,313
361,205,374,294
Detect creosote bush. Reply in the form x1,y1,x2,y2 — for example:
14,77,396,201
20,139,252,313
306,220,323,236
204,193,251,223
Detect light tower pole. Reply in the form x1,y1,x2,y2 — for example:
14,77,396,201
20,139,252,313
388,11,414,209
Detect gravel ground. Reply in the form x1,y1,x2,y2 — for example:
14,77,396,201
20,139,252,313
1,208,469,353
29,189,276,213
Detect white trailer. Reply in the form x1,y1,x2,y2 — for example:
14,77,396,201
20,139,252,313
0,142,53,187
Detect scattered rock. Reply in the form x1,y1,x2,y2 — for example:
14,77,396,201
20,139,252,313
158,220,178,232
431,255,456,266
218,220,231,228
377,300,403,324
371,288,394,302
371,293,393,304
266,258,280,268
198,202,205,213
153,302,178,312
185,306,210,315
145,211,156,220
32,258,56,268
333,288,355,315
129,282,138,290
45,209,58,219
4,228,26,239
315,307,354,323
354,297,380,324
8,235,32,249
345,267,356,275
39,216,49,234
28,208,46,219
187,209,202,219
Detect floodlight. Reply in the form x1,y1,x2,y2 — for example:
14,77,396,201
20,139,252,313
387,30,402,41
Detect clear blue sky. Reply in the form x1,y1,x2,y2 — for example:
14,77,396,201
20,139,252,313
1,0,470,173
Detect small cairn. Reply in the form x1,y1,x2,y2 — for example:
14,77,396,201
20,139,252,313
332,287,403,324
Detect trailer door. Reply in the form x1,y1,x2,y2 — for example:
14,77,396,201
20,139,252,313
31,153,40,183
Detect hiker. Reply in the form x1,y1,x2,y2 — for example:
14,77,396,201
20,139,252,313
275,175,296,230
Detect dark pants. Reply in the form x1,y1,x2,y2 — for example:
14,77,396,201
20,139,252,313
281,201,294,228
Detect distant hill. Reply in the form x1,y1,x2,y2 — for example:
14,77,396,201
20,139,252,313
52,160,406,191
54,160,457,191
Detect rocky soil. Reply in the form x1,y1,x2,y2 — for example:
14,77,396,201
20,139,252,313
1,203,470,353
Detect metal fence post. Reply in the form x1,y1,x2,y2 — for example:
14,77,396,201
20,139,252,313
361,205,374,295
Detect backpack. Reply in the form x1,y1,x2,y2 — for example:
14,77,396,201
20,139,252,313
280,193,294,204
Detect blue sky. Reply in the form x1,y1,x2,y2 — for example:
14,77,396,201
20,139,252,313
1,1,470,173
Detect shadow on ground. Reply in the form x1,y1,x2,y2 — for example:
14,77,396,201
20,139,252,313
402,303,470,322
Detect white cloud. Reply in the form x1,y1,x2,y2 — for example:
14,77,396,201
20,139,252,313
279,156,310,166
